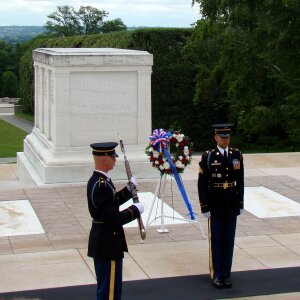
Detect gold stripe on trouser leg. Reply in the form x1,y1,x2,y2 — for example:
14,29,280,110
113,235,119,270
109,260,116,300
208,218,214,279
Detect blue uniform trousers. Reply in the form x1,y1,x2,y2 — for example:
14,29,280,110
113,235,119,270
94,258,123,300
208,216,237,280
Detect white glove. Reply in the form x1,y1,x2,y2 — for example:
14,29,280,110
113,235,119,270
134,202,144,214
203,211,211,218
127,176,138,191
240,209,244,215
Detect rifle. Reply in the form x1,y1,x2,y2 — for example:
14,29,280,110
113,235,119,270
119,134,146,240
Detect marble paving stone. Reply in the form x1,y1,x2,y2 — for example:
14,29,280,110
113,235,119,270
269,233,300,245
287,245,300,256
47,233,88,250
123,256,149,281
121,192,193,229
128,232,174,245
0,189,27,200
235,235,280,249
0,165,16,180
243,246,300,268
237,217,281,235
233,292,300,300
245,169,268,177
0,200,44,237
0,249,96,293
9,234,53,254
231,247,266,271
245,186,300,218
77,248,95,277
166,223,206,239
128,240,209,278
77,248,148,281
0,236,12,255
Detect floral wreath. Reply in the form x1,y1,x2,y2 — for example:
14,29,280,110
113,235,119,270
145,129,192,175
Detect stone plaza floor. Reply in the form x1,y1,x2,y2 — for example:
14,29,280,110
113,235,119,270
0,152,300,299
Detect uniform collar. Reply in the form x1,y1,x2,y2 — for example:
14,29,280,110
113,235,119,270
94,170,111,180
217,146,229,155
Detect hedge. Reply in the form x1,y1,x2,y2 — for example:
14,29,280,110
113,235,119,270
19,28,208,148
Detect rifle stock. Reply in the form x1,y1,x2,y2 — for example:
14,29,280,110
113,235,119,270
119,135,146,240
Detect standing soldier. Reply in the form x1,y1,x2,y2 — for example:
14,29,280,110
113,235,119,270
198,124,244,289
87,142,144,300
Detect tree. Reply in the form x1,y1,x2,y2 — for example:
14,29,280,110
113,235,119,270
44,5,126,36
2,71,19,97
189,0,300,146
77,6,109,35
45,6,82,37
0,41,20,97
102,18,127,33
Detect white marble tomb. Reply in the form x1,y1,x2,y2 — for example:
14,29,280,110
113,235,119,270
17,48,158,184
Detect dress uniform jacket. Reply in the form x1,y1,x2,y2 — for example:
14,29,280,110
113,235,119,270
87,171,140,260
198,147,244,218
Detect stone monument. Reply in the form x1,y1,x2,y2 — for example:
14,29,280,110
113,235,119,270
17,48,157,185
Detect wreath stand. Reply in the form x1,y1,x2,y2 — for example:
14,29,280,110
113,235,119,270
145,174,207,238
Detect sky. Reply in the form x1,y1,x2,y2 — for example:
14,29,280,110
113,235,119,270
0,0,201,28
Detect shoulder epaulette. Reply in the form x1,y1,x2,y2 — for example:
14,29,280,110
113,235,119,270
99,176,106,188
203,149,213,156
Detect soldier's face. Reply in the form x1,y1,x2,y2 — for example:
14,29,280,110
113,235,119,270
107,156,116,170
215,134,230,149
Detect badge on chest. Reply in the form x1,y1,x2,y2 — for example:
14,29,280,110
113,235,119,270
232,159,240,170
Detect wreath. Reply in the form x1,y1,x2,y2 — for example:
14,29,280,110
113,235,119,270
145,129,192,175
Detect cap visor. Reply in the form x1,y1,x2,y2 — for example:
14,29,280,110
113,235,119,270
219,134,230,138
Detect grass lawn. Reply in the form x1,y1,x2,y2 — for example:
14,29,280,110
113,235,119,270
0,119,27,157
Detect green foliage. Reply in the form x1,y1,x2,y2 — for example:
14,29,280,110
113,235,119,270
44,5,125,36
16,112,34,122
2,71,19,97
0,40,21,97
102,18,127,33
18,35,51,112
18,29,195,141
128,28,195,133
0,26,45,44
17,10,299,151
45,5,85,36
187,0,300,149
77,6,108,35
0,119,27,157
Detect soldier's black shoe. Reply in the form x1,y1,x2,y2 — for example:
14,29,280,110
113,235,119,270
212,278,224,289
223,278,232,288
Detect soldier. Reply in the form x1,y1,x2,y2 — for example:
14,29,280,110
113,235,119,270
87,142,144,300
198,124,244,289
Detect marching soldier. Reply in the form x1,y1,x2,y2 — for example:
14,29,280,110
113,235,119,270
87,142,144,300
198,124,244,289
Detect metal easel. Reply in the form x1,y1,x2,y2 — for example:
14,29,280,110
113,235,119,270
145,174,207,238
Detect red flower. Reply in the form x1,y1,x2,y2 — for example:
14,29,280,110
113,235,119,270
146,130,192,175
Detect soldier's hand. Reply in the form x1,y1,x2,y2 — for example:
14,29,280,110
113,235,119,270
127,176,138,191
203,211,211,218
134,202,144,214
